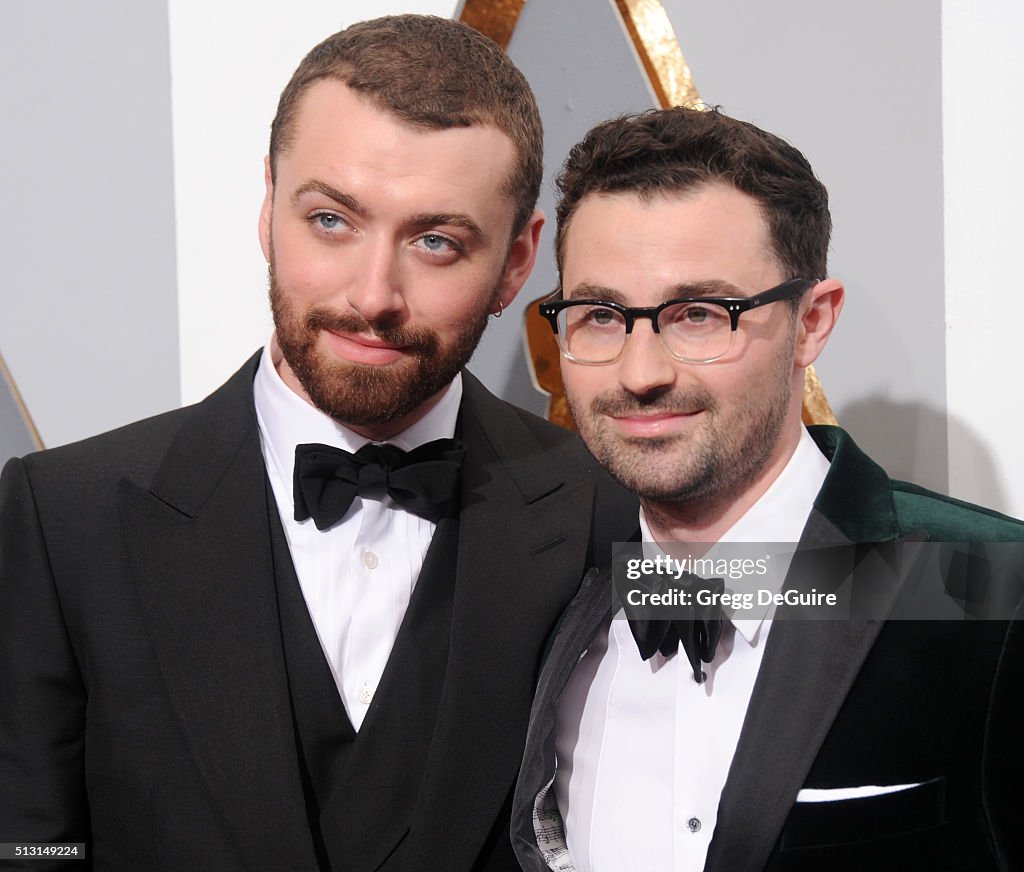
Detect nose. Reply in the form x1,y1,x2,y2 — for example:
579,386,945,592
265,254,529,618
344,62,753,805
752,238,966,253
616,319,678,397
345,239,406,327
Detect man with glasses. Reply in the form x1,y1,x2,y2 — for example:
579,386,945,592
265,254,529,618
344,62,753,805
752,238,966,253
512,107,1024,871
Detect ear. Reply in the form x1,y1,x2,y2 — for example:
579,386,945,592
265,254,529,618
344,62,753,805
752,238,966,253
496,209,545,311
258,155,274,262
794,277,844,368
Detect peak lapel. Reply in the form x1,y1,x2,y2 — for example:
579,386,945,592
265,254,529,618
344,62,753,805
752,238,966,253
404,374,599,871
119,355,317,871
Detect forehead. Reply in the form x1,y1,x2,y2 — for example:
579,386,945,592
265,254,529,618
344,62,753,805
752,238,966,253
276,79,517,229
562,184,780,298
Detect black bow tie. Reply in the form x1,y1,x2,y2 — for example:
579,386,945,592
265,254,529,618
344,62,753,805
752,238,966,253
293,438,466,529
625,572,725,684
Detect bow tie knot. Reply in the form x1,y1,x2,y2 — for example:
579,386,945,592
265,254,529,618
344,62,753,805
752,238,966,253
293,438,466,530
623,570,725,684
353,445,407,494
357,462,388,491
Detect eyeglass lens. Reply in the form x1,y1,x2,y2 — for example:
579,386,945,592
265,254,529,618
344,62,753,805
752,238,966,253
556,301,734,364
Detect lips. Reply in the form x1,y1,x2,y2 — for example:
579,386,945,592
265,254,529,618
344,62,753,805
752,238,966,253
608,409,702,438
322,329,407,365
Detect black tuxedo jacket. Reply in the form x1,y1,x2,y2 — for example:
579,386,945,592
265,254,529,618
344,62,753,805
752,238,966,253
512,426,1024,872
0,354,636,871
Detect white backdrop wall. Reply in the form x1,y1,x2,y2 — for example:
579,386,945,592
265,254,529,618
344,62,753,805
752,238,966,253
942,0,1024,516
1,0,1020,516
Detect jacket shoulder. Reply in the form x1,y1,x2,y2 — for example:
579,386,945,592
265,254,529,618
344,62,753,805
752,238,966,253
469,384,626,488
13,352,260,491
810,424,1024,542
891,479,1024,541
459,372,638,549
16,405,195,487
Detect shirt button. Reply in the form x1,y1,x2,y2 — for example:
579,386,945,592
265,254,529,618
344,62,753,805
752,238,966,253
362,550,379,570
358,685,374,705
687,817,701,833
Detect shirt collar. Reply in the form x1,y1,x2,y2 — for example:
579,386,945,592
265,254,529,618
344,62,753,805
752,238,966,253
252,339,463,482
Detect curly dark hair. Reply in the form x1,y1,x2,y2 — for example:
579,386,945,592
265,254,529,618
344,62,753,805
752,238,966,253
555,106,831,284
270,15,543,237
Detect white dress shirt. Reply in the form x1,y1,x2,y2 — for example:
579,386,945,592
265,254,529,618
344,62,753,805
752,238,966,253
253,342,462,730
554,427,830,871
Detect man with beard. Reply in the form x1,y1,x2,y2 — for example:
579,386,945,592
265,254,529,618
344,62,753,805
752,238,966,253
0,16,634,872
511,107,1024,871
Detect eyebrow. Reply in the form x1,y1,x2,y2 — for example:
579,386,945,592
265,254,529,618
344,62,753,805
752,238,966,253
566,283,626,304
566,279,745,305
290,180,486,245
668,279,745,298
290,179,364,214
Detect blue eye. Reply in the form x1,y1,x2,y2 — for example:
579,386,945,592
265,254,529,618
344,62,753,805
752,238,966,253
420,234,451,252
316,213,345,231
413,233,461,258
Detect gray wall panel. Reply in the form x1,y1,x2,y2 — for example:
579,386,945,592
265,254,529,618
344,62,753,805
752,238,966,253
0,0,180,454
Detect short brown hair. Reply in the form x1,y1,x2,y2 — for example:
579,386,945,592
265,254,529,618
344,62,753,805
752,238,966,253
270,15,543,237
555,106,831,284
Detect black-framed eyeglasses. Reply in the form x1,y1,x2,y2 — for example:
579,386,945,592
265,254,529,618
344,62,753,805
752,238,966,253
539,277,817,365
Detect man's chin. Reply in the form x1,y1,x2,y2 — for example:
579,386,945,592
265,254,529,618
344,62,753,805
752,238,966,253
295,345,460,429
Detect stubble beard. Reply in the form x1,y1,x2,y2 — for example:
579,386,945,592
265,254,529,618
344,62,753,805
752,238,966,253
567,337,796,512
269,266,493,428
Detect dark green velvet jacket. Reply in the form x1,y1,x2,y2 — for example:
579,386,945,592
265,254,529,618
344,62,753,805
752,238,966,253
513,425,1024,872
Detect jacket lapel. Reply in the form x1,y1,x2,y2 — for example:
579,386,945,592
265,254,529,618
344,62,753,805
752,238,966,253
119,355,317,871
405,373,601,871
511,563,618,868
705,427,929,872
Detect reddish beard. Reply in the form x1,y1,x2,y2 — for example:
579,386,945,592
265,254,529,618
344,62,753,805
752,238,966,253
269,272,491,428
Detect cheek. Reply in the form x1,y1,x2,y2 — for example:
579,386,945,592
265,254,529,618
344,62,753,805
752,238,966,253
271,221,342,282
704,366,760,416
417,270,499,326
559,365,602,408
273,249,346,307
713,350,791,414
696,369,735,402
